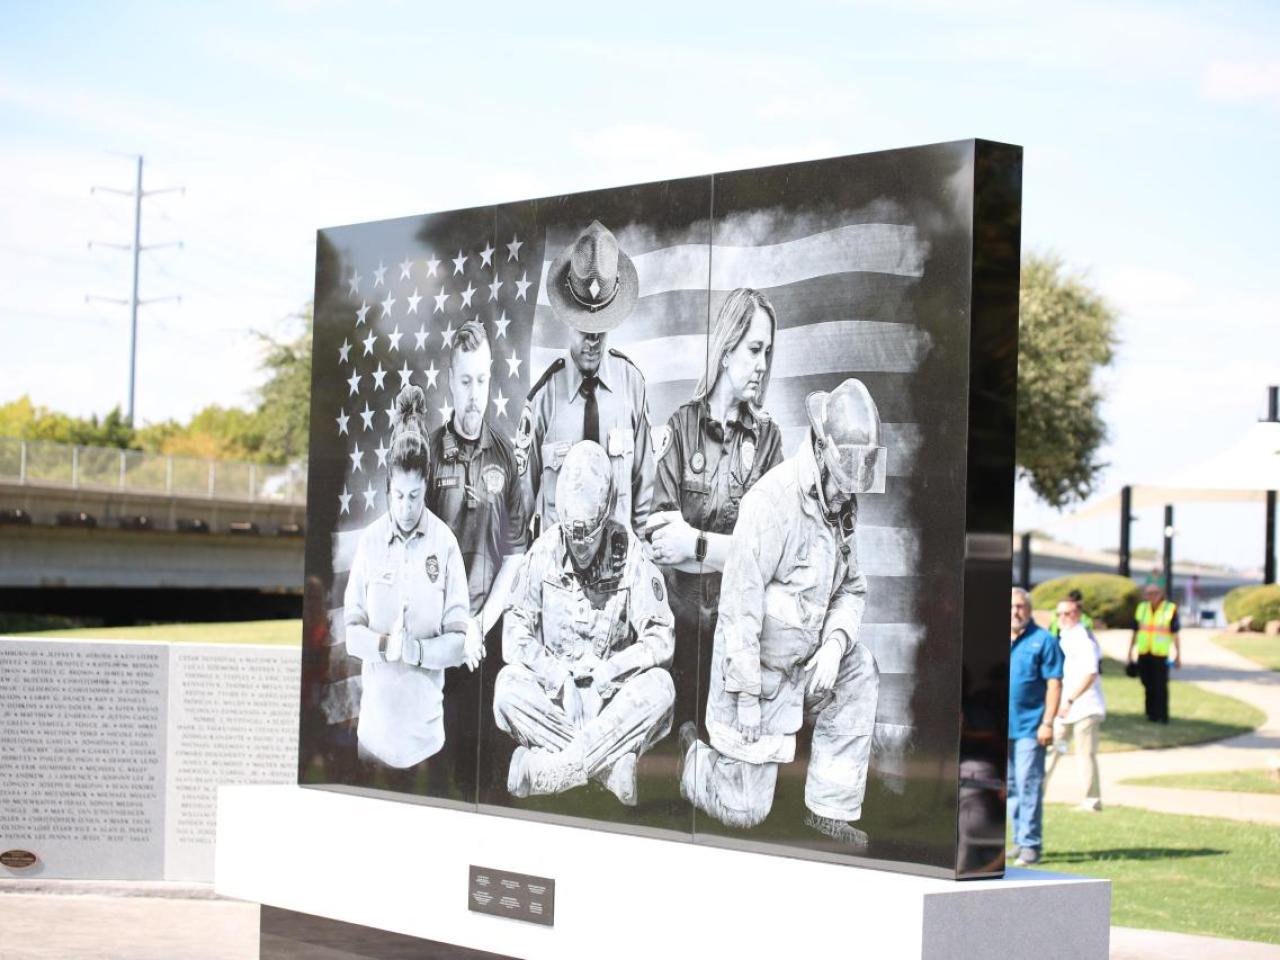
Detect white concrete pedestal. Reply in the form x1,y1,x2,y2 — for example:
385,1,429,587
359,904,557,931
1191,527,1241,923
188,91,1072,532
216,785,1110,960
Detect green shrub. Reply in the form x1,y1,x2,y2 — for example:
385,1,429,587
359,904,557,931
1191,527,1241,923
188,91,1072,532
1030,573,1140,628
1223,584,1280,630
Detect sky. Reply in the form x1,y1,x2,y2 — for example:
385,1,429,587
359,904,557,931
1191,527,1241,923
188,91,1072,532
1,0,1277,568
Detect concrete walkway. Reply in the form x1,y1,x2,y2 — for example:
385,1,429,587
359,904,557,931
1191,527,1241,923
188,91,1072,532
1044,627,1280,823
2,881,1277,959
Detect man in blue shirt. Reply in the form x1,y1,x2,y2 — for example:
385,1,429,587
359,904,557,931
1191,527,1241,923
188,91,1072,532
1008,587,1063,866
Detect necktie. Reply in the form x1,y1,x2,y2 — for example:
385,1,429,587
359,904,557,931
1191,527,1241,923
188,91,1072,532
580,375,600,444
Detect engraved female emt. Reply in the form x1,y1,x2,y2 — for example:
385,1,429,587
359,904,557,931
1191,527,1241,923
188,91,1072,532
646,288,784,732
342,385,484,786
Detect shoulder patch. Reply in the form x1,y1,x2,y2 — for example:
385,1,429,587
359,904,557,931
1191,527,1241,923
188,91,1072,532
652,424,672,462
526,357,565,402
651,576,664,602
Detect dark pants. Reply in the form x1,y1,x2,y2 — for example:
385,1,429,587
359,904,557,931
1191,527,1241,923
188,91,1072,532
667,570,720,735
1137,653,1169,723
427,620,502,800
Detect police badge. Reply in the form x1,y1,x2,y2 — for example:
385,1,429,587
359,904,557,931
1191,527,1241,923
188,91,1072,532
482,464,506,496
740,438,756,474
424,554,440,583
514,405,533,475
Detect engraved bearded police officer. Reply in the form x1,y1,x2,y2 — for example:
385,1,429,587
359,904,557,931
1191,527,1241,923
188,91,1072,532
678,378,886,847
515,221,656,536
493,441,676,806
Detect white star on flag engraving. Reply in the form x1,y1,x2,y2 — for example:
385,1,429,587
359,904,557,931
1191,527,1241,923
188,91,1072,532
425,254,440,277
398,256,413,280
506,235,522,262
480,241,495,268
347,269,361,295
347,370,362,395
362,332,377,356
397,361,413,388
386,326,403,351
493,311,510,339
383,402,396,427
381,293,395,318
373,262,387,287
349,443,363,472
460,283,476,308
493,390,509,418
356,301,370,325
438,402,453,425
372,364,387,390
515,271,531,300
406,289,422,314
506,353,522,378
336,409,350,435
339,339,351,363
488,278,503,302
360,403,375,431
339,487,352,514
414,325,428,350
433,289,448,313
424,362,440,389
441,323,455,348
362,482,377,510
375,439,390,468
452,250,467,275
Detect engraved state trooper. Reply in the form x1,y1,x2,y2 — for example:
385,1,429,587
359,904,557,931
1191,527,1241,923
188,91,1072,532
678,378,887,847
514,220,655,536
493,440,675,806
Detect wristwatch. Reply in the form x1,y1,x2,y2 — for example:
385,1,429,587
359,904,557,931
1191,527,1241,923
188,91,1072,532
695,530,708,563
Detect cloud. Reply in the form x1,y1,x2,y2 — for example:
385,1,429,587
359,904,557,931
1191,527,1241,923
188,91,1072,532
1201,60,1280,107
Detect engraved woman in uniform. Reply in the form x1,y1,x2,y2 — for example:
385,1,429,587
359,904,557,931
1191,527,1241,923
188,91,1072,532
343,386,484,789
646,288,784,733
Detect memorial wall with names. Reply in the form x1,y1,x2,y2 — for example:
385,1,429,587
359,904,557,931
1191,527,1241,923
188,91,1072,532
0,637,299,881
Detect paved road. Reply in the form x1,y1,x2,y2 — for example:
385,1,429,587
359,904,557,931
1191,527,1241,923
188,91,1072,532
1044,628,1280,823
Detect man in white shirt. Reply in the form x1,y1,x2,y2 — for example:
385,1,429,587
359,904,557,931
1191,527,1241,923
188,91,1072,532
1044,597,1106,811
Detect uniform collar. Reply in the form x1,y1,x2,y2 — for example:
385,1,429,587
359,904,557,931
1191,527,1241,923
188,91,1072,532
568,351,614,403
386,507,431,545
442,417,491,460
701,401,758,442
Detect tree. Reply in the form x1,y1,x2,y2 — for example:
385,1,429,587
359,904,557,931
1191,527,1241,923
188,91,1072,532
253,305,312,464
0,395,135,448
1017,254,1118,508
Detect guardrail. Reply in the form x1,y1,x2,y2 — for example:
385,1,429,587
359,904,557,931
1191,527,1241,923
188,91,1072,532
0,437,307,505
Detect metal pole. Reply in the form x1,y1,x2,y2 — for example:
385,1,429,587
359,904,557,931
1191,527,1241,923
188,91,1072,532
119,449,127,489
19,440,26,484
1163,504,1175,601
72,446,80,488
127,156,143,425
1266,386,1278,585
1019,532,1032,589
1119,485,1132,579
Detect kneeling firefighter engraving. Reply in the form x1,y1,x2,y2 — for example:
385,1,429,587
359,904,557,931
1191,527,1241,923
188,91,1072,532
679,377,887,847
494,440,675,806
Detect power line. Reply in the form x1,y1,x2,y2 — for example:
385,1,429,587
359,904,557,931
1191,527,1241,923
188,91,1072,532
86,156,185,425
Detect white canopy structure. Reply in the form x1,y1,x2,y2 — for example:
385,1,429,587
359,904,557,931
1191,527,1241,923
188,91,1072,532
1063,418,1280,523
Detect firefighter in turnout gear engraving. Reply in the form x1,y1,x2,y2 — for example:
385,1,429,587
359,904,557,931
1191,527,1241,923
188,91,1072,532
678,378,886,847
493,440,675,805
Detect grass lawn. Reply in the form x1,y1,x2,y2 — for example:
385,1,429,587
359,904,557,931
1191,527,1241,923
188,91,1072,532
1122,768,1280,795
1031,804,1280,944
10,619,302,645
1096,657,1264,752
1212,632,1280,671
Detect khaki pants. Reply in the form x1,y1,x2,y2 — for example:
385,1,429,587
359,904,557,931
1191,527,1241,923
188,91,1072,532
1044,713,1102,808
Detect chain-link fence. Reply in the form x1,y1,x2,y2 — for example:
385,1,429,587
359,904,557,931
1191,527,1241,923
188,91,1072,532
0,437,306,504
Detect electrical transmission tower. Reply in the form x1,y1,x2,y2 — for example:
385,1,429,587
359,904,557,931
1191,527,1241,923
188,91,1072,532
87,155,183,425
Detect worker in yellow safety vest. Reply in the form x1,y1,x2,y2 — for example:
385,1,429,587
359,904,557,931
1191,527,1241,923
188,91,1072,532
1126,577,1181,724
